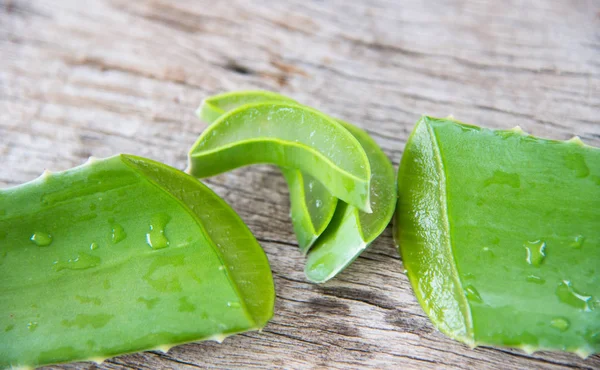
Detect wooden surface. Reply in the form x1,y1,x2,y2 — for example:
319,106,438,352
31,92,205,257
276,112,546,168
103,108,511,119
1,0,599,368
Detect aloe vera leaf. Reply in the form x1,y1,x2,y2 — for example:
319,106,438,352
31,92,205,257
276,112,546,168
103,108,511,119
305,121,396,283
195,91,338,253
0,155,274,368
281,168,338,253
197,90,297,124
395,116,600,356
188,101,372,212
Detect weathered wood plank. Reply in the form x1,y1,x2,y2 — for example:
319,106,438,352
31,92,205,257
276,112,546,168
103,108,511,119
1,0,599,368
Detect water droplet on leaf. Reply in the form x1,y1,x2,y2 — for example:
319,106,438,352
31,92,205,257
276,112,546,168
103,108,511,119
111,223,127,244
570,235,585,249
464,285,483,303
526,275,545,284
523,240,546,266
550,317,570,332
27,322,38,332
30,232,53,247
146,213,171,249
556,280,592,311
53,252,101,272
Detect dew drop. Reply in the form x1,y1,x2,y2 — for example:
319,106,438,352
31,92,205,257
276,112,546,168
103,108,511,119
30,232,53,247
550,317,570,332
111,223,127,244
90,242,99,251
523,240,546,266
570,235,585,249
227,301,241,308
218,265,226,271
27,321,38,332
146,213,171,250
464,285,483,303
556,280,592,311
526,275,545,284
315,199,322,208
53,252,101,272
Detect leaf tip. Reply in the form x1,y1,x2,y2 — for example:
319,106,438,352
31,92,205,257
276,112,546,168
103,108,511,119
40,169,53,180
85,156,100,165
510,126,526,135
89,357,106,365
194,103,204,119
574,348,592,359
153,345,172,353
210,333,227,343
567,136,585,147
520,345,536,355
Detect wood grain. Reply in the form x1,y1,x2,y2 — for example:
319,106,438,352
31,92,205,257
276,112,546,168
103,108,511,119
1,0,599,368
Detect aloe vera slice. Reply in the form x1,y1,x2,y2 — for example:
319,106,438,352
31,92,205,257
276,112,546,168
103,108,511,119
0,155,274,368
195,91,396,281
281,169,338,253
198,90,297,124
195,91,338,253
395,116,600,356
188,102,372,213
305,121,396,283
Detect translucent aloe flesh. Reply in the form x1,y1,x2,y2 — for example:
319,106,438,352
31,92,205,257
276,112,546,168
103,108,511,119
196,91,338,253
281,169,338,253
188,102,372,213
0,155,274,368
395,116,600,356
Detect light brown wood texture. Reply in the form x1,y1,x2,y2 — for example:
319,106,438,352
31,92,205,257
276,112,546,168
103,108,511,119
1,0,599,368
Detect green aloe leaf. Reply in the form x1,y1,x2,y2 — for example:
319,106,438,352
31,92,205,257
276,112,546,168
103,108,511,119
194,91,396,283
0,155,274,368
188,101,372,213
395,116,600,356
195,91,338,253
198,90,297,124
305,120,396,283
281,169,338,254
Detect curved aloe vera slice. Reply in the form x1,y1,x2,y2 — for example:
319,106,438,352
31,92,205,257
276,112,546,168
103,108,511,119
188,101,372,212
395,116,600,356
195,91,338,253
198,90,297,124
281,169,338,253
196,91,396,282
0,155,274,368
305,120,396,283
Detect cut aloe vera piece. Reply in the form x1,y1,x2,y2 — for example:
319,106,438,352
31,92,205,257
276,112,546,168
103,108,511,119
198,90,297,124
305,121,396,283
395,116,600,356
195,91,338,253
0,155,274,368
188,101,372,213
281,169,338,254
